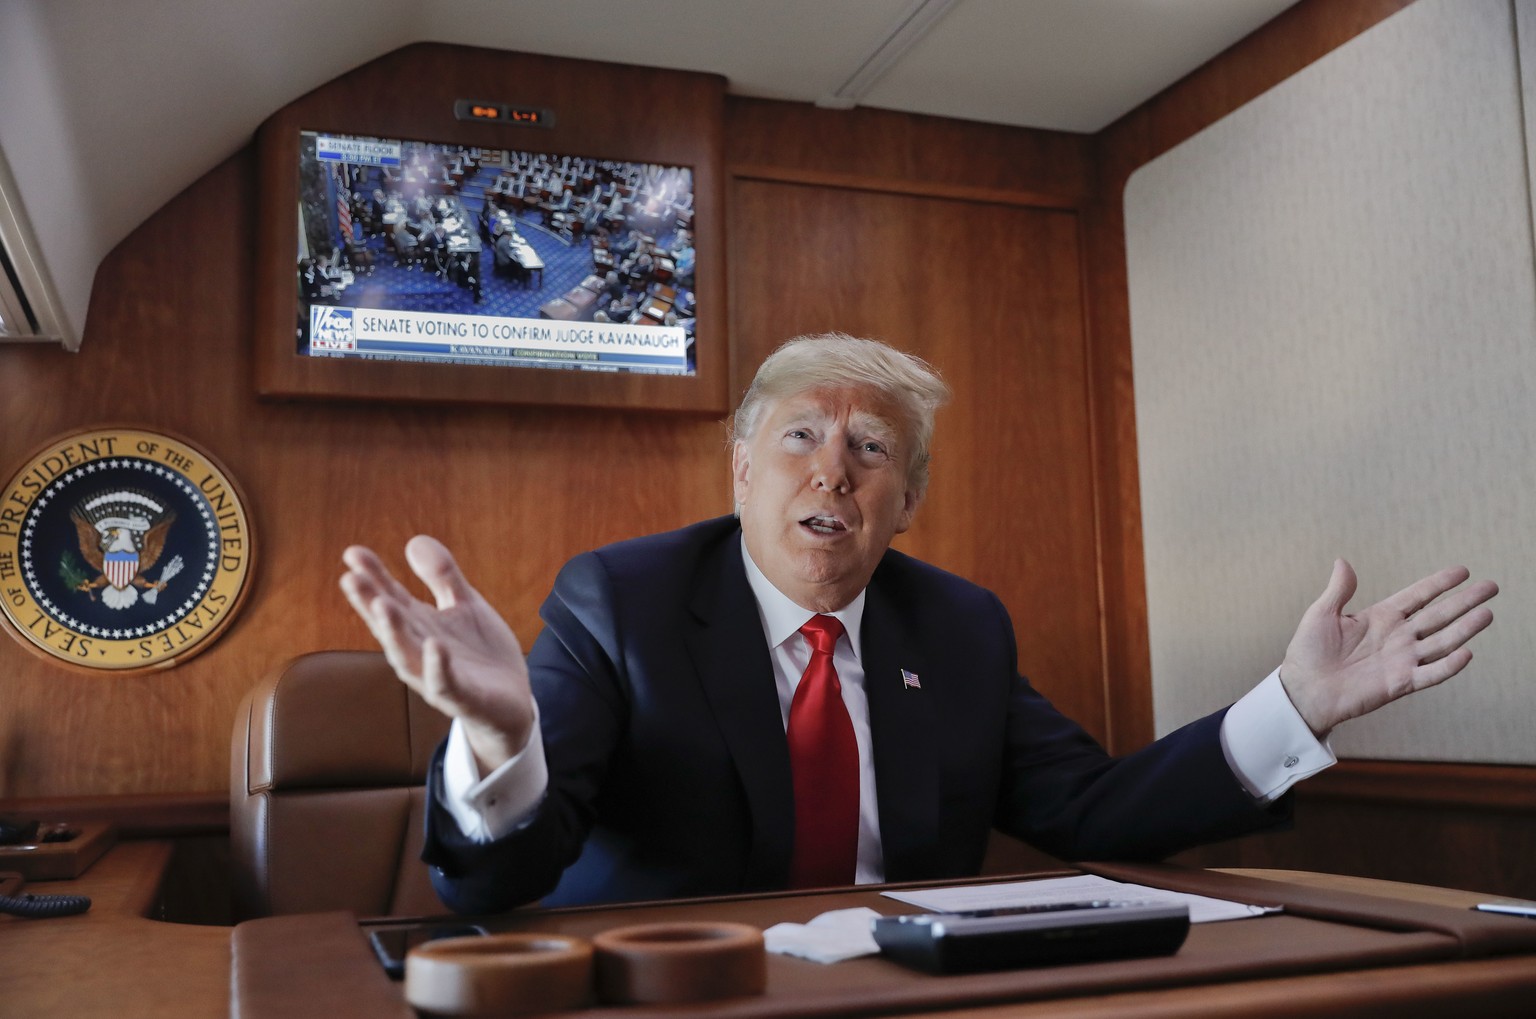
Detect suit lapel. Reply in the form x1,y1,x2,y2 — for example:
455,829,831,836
862,574,941,881
684,531,795,889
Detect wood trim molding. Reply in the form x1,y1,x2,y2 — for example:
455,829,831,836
1299,760,1536,813
0,791,229,838
723,94,1093,206
1080,200,1150,756
5,762,1530,853
727,163,1083,211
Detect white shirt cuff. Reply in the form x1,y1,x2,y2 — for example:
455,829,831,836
1220,667,1336,804
440,714,550,843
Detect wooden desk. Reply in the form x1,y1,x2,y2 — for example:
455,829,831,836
0,841,227,1018
7,846,1536,1018
235,866,1536,1019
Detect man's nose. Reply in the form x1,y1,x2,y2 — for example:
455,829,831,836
810,443,852,492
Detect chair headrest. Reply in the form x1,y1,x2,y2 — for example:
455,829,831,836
241,651,450,793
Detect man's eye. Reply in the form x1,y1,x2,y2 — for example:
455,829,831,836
859,441,888,456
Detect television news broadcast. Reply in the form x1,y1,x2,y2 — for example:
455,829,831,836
295,130,698,376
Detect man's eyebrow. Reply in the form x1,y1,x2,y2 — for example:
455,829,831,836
848,415,900,442
779,409,827,429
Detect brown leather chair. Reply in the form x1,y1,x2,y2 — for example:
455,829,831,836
231,651,451,919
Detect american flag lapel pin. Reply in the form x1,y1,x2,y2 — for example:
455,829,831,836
900,668,921,690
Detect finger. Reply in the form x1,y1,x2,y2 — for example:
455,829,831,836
1414,605,1494,664
340,568,425,645
342,549,440,694
371,594,429,687
341,543,389,582
1411,647,1474,691
1312,558,1357,615
406,535,478,610
342,544,420,606
1410,579,1500,639
1382,565,1473,619
339,571,381,625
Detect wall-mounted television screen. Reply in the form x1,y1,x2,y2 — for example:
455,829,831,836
295,130,697,376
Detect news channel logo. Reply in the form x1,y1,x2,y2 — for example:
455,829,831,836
310,306,356,352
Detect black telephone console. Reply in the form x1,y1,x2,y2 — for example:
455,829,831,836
0,818,80,845
0,818,93,919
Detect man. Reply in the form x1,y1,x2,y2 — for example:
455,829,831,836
341,334,1497,914
478,197,499,241
491,224,531,289
420,222,449,279
368,189,388,236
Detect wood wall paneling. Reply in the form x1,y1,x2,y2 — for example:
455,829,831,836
7,9,1519,906
728,177,1104,734
724,99,1104,732
1171,760,1536,899
0,145,732,799
1,58,1104,801
1079,198,1149,755
726,97,1092,208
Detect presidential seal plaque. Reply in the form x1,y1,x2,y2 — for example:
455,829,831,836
0,428,254,670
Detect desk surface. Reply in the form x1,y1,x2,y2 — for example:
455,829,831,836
0,841,228,1019
5,844,1536,1018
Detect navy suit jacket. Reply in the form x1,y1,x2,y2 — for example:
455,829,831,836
424,517,1287,912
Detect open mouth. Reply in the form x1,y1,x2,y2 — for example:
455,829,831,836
801,514,847,536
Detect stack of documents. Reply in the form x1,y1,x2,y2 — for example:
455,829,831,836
883,873,1281,925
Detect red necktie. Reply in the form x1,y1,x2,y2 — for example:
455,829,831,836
787,614,859,888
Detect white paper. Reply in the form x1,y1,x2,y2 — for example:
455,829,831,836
881,874,1281,924
764,906,884,963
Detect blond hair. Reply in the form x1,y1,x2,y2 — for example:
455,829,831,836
731,333,950,494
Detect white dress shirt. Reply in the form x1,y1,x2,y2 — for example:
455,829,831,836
738,547,885,882
441,537,1335,869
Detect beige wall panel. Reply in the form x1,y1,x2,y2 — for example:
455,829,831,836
1125,0,1536,762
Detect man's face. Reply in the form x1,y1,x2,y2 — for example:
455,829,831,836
733,386,921,612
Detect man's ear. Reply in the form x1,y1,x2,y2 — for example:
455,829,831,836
893,487,922,535
731,441,750,507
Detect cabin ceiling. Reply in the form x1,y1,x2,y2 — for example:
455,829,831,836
0,0,1301,346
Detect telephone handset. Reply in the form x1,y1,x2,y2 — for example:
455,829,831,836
0,817,79,845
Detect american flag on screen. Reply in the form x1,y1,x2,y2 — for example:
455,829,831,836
335,165,354,244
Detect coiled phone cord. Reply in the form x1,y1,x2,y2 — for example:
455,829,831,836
0,892,92,918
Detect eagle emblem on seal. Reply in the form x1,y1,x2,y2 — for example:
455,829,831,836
65,489,184,610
